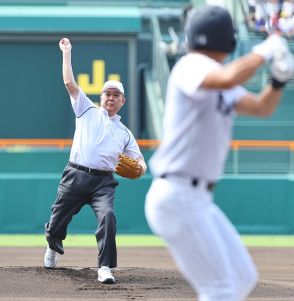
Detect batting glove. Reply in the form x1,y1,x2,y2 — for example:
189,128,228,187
271,46,294,89
252,34,288,61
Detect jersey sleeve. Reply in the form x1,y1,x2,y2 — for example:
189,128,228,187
70,87,96,117
222,85,247,107
172,54,220,98
124,129,144,160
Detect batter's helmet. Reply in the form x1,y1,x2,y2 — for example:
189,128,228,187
186,5,236,53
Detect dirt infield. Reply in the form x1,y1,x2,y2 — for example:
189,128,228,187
0,246,294,300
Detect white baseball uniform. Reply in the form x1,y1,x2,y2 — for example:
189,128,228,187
145,53,258,301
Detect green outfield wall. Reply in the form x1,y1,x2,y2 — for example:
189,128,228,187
0,5,143,138
0,149,294,235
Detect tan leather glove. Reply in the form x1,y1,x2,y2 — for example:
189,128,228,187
115,153,142,179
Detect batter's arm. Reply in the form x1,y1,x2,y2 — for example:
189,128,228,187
234,86,283,117
201,52,264,89
59,38,79,100
201,34,288,90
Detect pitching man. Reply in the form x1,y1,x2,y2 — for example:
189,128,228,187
145,4,294,301
44,38,147,284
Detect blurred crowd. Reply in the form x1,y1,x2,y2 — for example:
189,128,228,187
248,0,294,36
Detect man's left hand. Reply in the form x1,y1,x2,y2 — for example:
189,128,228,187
115,154,142,179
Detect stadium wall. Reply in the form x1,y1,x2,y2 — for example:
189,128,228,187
0,149,294,235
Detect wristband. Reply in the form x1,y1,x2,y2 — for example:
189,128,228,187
271,77,286,89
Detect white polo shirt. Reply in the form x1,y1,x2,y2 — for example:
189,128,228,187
149,53,247,182
69,88,143,171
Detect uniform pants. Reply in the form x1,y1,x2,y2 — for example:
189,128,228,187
145,177,258,301
45,164,118,268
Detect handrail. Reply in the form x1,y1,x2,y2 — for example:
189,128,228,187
150,14,170,103
1,139,294,150
0,139,159,149
231,140,294,151
0,139,73,148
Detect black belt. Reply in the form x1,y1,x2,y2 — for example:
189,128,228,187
160,174,215,191
68,162,113,176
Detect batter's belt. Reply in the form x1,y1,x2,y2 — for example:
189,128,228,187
160,174,216,191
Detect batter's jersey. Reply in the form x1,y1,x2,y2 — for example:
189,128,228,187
69,88,143,170
149,53,247,182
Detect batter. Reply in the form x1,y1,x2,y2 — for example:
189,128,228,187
145,5,294,301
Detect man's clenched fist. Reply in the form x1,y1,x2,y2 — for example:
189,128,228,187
59,38,72,52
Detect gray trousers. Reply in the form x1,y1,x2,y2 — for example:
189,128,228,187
45,163,118,268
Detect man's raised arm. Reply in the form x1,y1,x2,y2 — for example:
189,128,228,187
59,38,79,100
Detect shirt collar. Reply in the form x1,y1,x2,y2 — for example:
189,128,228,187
100,107,121,121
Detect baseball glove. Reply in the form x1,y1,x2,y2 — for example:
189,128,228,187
115,153,142,179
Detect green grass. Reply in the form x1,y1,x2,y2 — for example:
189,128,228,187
1,234,294,247
0,234,166,247
241,235,294,247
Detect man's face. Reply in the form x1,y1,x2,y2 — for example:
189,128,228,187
100,88,125,117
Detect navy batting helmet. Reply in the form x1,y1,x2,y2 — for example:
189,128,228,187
186,5,236,53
